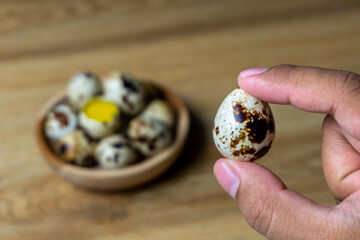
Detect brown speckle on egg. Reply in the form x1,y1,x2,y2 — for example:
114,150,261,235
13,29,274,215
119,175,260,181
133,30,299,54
252,144,272,161
123,77,139,93
232,145,256,157
59,144,69,155
230,138,241,148
233,102,250,123
215,126,219,136
230,132,246,149
54,112,68,127
83,71,93,78
267,115,275,133
245,116,268,144
112,142,124,148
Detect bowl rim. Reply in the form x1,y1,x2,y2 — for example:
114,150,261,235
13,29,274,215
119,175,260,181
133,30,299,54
35,82,190,186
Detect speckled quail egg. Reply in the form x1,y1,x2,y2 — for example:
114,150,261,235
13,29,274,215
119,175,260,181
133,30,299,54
44,104,77,141
67,71,102,110
95,134,137,169
213,88,275,161
79,98,121,139
103,71,145,115
140,99,175,127
56,130,96,167
127,117,171,157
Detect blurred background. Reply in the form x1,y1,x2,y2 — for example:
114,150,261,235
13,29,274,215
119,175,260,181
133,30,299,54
1,0,360,239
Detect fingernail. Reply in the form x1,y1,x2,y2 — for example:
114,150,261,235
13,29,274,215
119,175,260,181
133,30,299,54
214,159,240,199
239,68,268,78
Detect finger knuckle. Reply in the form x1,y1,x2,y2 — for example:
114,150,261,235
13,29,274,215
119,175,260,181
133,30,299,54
342,72,360,95
331,70,360,96
248,196,276,237
275,64,298,71
273,64,299,78
321,70,360,114
273,64,303,90
275,64,306,86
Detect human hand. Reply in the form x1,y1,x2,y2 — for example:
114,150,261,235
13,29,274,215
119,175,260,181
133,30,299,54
214,65,360,239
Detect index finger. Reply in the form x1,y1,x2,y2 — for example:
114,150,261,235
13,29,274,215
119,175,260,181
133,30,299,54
238,64,360,140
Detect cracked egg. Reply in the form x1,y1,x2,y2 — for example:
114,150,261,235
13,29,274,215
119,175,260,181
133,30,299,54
79,98,121,139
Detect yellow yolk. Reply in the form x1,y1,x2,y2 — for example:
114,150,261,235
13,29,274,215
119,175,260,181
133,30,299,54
83,98,119,123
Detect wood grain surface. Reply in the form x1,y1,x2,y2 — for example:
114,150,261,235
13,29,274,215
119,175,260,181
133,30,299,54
1,0,360,239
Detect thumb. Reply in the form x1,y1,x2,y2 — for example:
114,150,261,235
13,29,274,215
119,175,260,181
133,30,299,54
214,159,333,240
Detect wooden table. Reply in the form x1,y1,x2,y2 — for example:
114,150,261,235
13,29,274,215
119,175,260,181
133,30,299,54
1,1,360,239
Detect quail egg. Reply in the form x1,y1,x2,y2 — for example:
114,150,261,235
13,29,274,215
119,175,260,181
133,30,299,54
67,71,102,110
103,71,145,115
79,98,120,139
213,88,275,161
95,134,137,169
140,99,175,127
56,130,96,167
127,117,171,157
44,104,77,141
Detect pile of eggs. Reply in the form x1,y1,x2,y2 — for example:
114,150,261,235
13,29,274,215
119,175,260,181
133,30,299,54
44,71,175,169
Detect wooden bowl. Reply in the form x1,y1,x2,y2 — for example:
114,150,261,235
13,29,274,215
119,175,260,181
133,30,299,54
35,83,190,191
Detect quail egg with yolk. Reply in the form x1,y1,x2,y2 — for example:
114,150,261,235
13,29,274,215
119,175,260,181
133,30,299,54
79,98,121,139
